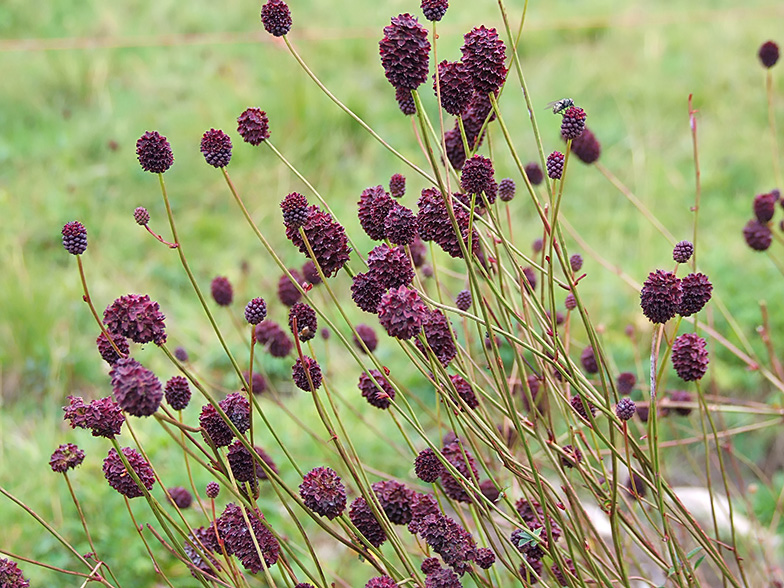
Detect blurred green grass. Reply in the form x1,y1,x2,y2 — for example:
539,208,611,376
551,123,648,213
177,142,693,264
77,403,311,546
2,0,784,584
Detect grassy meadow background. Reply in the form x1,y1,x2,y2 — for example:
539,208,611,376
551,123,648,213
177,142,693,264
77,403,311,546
1,0,784,585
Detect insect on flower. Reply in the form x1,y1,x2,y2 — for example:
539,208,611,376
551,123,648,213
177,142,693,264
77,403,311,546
546,98,574,115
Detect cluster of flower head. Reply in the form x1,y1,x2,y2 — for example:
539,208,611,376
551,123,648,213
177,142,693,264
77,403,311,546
742,189,780,252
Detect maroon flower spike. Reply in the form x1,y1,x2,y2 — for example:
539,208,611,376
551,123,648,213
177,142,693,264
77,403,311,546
532,238,544,253
440,441,479,503
417,510,477,573
289,302,317,341
62,221,88,255
570,395,596,421
671,332,709,381
560,444,583,469
384,202,418,246
570,254,583,272
103,447,155,498
359,369,396,409
0,558,29,588
49,443,85,473
677,272,713,317
227,441,277,483
546,151,564,179
570,126,601,164
455,289,472,311
673,240,694,263
292,356,322,390
286,204,352,277
461,25,507,95
435,60,473,116
444,126,467,170
410,236,427,267
281,192,310,229
210,276,233,306
498,178,516,202
133,206,150,226
260,0,292,37
616,372,636,395
302,260,322,285
243,371,267,395
299,466,347,520
560,106,586,140
421,558,442,575
351,272,385,313
358,185,395,241
416,309,457,366
167,486,193,509
255,321,294,357
244,297,267,325
136,130,173,174
174,346,189,362
237,107,270,145
415,447,443,483
449,374,479,410
379,14,431,91
353,324,378,353
349,496,387,547
408,493,440,534
278,269,303,306
378,285,427,339
615,397,636,421
754,192,777,222
395,86,416,115
669,389,693,416
640,269,682,324
165,376,191,411
96,332,129,365
216,503,280,572
474,547,496,569
103,293,167,346
759,40,780,68
460,154,496,202
525,162,545,186
564,293,577,310
200,129,232,168
626,472,647,499
366,577,396,588
580,346,598,374
110,357,163,417
368,243,415,290
551,558,576,587
520,557,543,583
425,566,462,587
479,480,500,503
389,173,406,198
373,479,416,524
206,481,221,499
743,219,772,251
416,188,479,259
199,392,250,448
421,0,448,21
63,395,125,438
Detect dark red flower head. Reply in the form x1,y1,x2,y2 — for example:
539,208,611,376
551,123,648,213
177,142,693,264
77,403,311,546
63,395,125,438
460,155,496,201
260,0,292,37
103,446,155,498
359,185,395,241
299,466,347,520
349,496,387,547
421,0,448,21
199,392,250,447
640,269,682,324
165,376,191,411
677,272,712,317
359,369,396,409
570,394,596,421
673,240,694,263
580,346,598,374
395,86,416,115
302,260,322,285
524,162,544,185
278,269,303,306
498,178,516,202
0,557,29,588
133,206,150,226
288,302,318,341
110,357,162,417
200,128,232,168
167,486,193,509
61,221,87,255
615,397,636,421
743,218,772,251
237,107,270,145
49,443,85,473
415,447,443,483
210,276,233,306
292,356,322,390
560,106,586,140
353,324,378,354
546,151,564,179
671,332,709,381
351,272,385,314
96,332,129,365
378,285,427,339
216,503,280,572
440,440,479,503
435,60,473,116
569,126,601,164
455,289,472,311
570,254,583,272
366,577,397,588
389,173,406,198
616,372,636,395
368,243,415,290
379,14,431,91
669,389,693,416
286,205,351,277
103,293,167,346
759,40,780,68
373,479,416,524
255,321,294,357
384,202,418,246
461,25,507,95
281,192,310,229
754,192,777,222
205,481,220,498
136,130,173,173
244,297,267,325
416,309,457,367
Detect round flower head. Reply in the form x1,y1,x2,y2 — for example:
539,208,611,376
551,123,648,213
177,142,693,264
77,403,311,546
200,128,232,168
110,357,163,417
498,178,516,202
455,289,472,311
640,269,682,324
0,557,29,588
570,394,596,421
444,126,467,170
408,492,440,534
133,206,150,226
353,324,378,353
278,269,303,306
378,285,427,339
255,321,294,357
302,260,322,285
616,372,636,395
174,346,189,362
63,395,125,438
260,0,292,37
474,547,496,569
373,479,416,524
532,237,544,253
227,441,277,483
285,204,351,278
435,60,473,116
415,447,442,483
242,370,267,395
564,293,577,310
415,309,457,367
96,331,129,365
368,243,414,290
626,472,647,499
244,297,267,325
759,40,780,68
673,240,694,263
677,272,713,316
524,162,544,186
237,107,270,145
560,106,586,140
395,86,416,115
570,254,583,272
351,272,384,313
199,393,250,447
61,221,87,255
389,173,406,198
366,577,396,588
421,0,448,21
379,13,431,91
292,356,322,391
349,496,387,547
754,192,777,222
136,130,173,173
417,509,477,571
216,503,280,572
103,293,167,346
460,154,496,201
210,276,233,306
461,25,507,95
743,218,772,251
440,440,479,503
299,466,347,520
424,566,461,587
669,389,693,416
289,302,317,341
281,192,310,229
384,202,418,246
520,557,543,583
358,185,395,241
615,397,636,421
206,481,220,498
359,369,396,409
546,151,564,179
570,126,601,164
164,375,191,411
103,447,156,498
167,486,193,509
449,374,479,410
671,332,709,381
479,479,500,503
49,443,85,473
580,346,598,374
560,444,583,469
